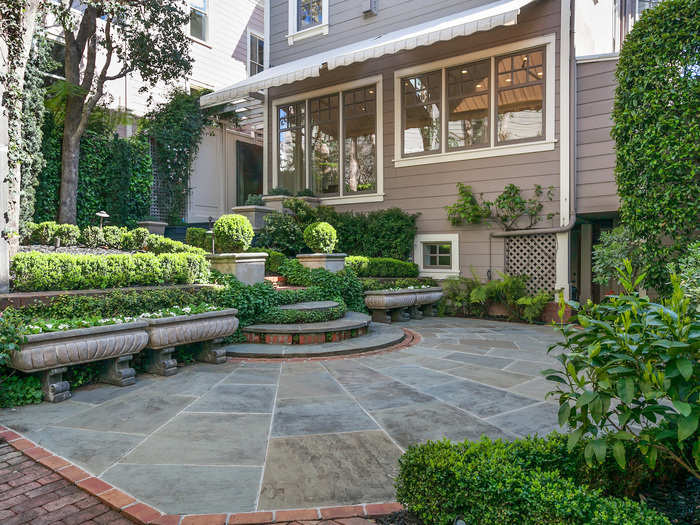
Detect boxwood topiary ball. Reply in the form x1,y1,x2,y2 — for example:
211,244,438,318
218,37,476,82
303,221,338,254
214,214,254,253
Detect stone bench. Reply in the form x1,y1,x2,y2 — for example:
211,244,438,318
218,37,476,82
364,287,443,323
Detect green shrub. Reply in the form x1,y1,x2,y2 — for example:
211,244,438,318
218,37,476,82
592,226,645,287
255,213,306,255
470,272,528,319
21,222,39,245
516,290,552,323
121,227,149,251
32,221,59,244
303,222,337,254
547,261,700,480
214,214,254,253
345,256,418,278
669,241,700,307
257,298,346,324
295,188,315,197
186,227,209,251
439,275,485,317
80,226,105,248
250,247,286,274
0,372,43,408
267,186,292,196
10,251,209,291
361,277,438,291
55,224,81,246
245,194,264,205
396,435,670,525
144,234,204,255
102,226,127,249
278,258,313,286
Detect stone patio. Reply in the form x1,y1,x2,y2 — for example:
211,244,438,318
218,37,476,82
0,317,564,517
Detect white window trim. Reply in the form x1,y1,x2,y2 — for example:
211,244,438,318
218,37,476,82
273,74,384,205
188,0,212,45
393,34,557,168
287,0,329,45
414,234,460,279
247,29,264,77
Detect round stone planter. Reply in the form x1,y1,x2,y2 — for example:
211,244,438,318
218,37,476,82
296,253,347,273
364,289,417,323
207,252,268,285
143,308,240,375
12,321,149,402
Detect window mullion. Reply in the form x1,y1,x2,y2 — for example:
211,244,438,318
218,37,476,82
305,99,310,191
339,91,344,197
441,68,447,154
490,56,496,148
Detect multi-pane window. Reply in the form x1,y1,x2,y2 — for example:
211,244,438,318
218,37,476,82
298,0,323,30
635,0,661,18
343,86,377,194
423,243,452,269
496,48,545,143
447,60,490,150
277,83,378,198
249,33,264,76
310,95,340,195
402,71,441,156
189,0,208,41
278,102,306,194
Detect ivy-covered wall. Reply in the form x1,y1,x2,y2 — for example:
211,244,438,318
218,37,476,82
34,115,153,228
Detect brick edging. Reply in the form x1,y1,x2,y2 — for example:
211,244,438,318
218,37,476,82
0,429,403,524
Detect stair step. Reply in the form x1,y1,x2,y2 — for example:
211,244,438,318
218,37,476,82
242,312,371,345
278,301,339,312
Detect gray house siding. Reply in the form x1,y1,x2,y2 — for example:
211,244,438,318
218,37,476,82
575,58,619,214
270,0,497,66
266,0,563,279
233,4,265,67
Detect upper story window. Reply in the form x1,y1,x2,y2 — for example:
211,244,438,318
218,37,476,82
288,0,329,45
248,32,264,76
394,35,556,167
189,0,208,41
635,0,662,20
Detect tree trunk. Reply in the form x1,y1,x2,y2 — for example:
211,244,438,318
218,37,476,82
58,134,80,225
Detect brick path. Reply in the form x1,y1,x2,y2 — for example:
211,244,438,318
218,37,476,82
0,439,133,525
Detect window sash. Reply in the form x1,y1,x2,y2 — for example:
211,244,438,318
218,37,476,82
249,34,264,75
298,0,323,30
423,243,452,269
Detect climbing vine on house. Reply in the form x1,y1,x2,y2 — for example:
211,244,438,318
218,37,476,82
141,90,213,224
611,0,700,293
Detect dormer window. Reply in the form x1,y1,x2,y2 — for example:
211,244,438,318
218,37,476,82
288,0,329,44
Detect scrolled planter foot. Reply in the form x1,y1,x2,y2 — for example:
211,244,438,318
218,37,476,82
101,356,136,387
197,339,227,364
371,310,391,324
408,306,424,320
41,367,71,403
390,308,409,323
145,347,178,376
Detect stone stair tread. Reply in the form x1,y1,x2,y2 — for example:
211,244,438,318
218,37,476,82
278,301,339,311
243,312,370,334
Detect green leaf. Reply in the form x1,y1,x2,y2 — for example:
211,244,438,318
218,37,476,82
584,442,594,467
676,358,693,381
612,440,626,469
591,439,607,463
576,391,598,408
617,378,635,404
567,427,584,452
678,413,699,442
672,400,692,417
558,403,571,426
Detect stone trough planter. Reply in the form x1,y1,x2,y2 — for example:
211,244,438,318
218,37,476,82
207,252,268,285
143,308,239,375
364,287,443,323
11,321,150,402
296,253,347,273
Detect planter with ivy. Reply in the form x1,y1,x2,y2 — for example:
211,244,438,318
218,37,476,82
295,222,346,273
263,189,320,213
206,214,268,285
11,321,150,403
364,289,418,323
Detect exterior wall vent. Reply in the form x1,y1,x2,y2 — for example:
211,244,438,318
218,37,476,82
363,0,378,16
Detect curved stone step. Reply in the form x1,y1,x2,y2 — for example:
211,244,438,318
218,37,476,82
242,312,371,345
224,323,406,358
278,300,340,312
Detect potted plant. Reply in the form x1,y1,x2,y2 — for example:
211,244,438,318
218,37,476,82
263,188,321,212
206,214,268,285
296,221,346,273
137,216,168,235
231,194,274,232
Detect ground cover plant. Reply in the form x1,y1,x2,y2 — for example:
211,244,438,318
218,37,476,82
360,277,438,291
346,256,419,278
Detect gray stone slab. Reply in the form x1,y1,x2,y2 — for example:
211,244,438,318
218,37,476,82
377,365,452,389
426,379,539,418
509,378,559,402
259,431,401,509
102,464,261,514
224,368,280,385
281,361,327,375
326,364,389,386
0,401,94,433
411,356,463,371
436,343,490,355
70,377,157,405
487,402,560,437
441,352,513,369
187,384,276,413
372,401,510,449
444,364,533,389
272,395,377,437
277,372,344,399
25,426,142,474
345,380,436,411
244,312,370,334
123,412,270,465
503,359,553,376
139,371,225,398
55,391,195,435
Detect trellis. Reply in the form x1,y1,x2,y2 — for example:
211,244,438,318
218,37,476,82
504,233,557,294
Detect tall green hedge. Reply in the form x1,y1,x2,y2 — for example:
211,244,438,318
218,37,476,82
34,114,153,228
611,0,700,292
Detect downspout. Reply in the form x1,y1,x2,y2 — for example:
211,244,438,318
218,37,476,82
489,0,577,282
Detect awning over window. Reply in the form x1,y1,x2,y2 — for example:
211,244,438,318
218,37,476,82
200,0,538,109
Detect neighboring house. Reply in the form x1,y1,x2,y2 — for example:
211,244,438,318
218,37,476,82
200,0,660,301
45,0,266,225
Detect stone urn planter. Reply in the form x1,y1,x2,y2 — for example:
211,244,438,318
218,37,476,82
296,253,347,273
11,321,149,402
143,308,239,375
230,206,274,232
262,195,321,213
137,220,168,236
364,289,418,323
207,252,268,285
413,287,445,318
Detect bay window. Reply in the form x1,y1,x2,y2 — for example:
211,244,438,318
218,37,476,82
275,77,382,202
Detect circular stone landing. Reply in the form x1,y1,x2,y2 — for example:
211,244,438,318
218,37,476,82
224,322,406,358
278,300,339,312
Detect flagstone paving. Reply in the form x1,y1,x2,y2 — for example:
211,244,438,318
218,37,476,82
0,317,564,517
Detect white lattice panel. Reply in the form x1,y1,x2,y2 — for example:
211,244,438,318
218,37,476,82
505,233,557,294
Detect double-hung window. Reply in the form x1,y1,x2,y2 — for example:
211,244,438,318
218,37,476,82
394,36,555,166
189,0,208,42
276,77,383,202
288,0,329,44
248,32,264,76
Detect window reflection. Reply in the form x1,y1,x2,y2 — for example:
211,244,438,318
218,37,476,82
343,86,377,194
402,71,441,155
298,0,322,30
310,94,340,195
447,60,490,150
278,102,305,194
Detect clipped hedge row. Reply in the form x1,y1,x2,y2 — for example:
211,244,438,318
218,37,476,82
10,252,209,292
345,256,418,278
396,435,669,525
